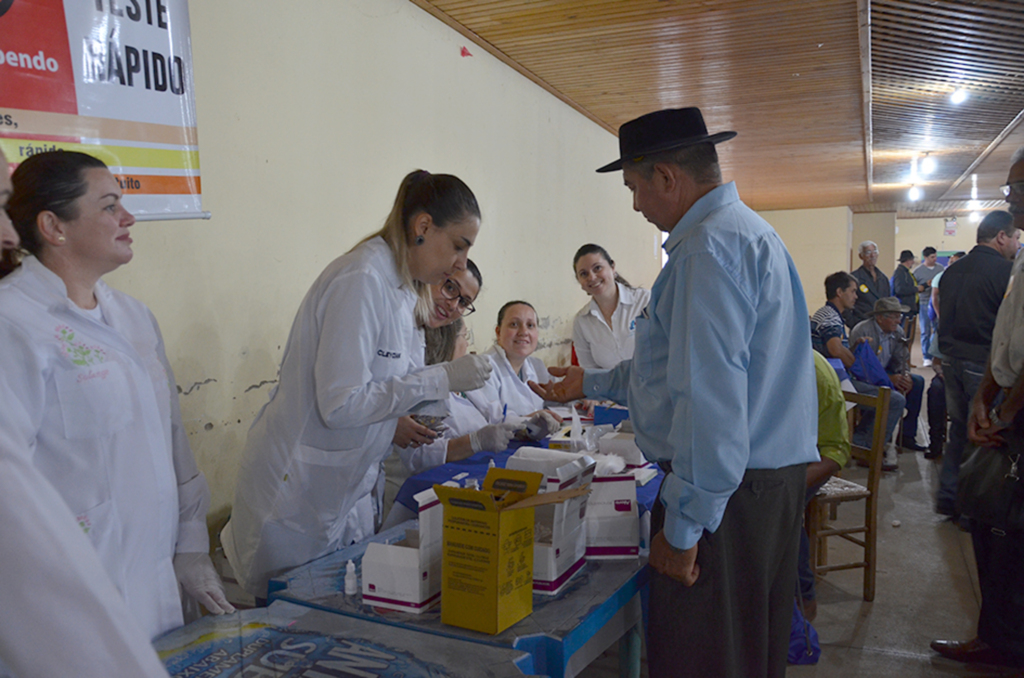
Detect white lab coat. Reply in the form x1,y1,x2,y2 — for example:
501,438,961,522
572,283,651,369
222,237,448,596
466,345,551,421
0,256,210,641
0,440,171,678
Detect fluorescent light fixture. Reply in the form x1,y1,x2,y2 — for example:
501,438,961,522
920,154,936,175
908,186,922,201
968,199,981,210
951,89,968,104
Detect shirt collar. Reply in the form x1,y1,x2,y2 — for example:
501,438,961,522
364,236,405,289
662,182,739,256
587,281,635,317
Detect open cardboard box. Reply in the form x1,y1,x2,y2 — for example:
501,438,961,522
506,448,596,594
361,487,442,613
434,468,589,635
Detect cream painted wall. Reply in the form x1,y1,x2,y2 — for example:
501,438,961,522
895,216,977,259
758,207,852,312
102,0,660,521
851,212,897,276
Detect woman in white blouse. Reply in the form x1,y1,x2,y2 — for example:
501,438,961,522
571,244,651,369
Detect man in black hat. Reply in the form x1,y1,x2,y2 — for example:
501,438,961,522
530,107,817,678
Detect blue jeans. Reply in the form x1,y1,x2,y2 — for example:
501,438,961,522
920,313,935,360
850,379,906,449
901,373,925,440
798,482,825,601
936,357,986,512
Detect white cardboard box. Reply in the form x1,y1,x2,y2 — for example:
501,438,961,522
596,431,646,467
506,449,596,595
585,473,640,559
361,487,442,613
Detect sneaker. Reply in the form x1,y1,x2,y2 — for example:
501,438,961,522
900,437,926,452
882,443,899,471
922,358,933,367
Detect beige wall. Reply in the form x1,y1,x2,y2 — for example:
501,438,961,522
896,216,977,260
852,212,897,276
102,0,661,520
758,207,852,312
98,0,886,524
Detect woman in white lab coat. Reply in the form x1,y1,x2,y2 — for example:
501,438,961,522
571,243,651,369
0,151,231,642
222,170,492,597
467,301,562,433
0,149,169,678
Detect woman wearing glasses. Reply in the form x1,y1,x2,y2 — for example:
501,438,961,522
222,170,492,598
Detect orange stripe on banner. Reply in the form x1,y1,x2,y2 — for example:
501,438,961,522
113,174,201,195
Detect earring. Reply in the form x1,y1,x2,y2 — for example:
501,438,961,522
415,236,425,245
58,236,66,243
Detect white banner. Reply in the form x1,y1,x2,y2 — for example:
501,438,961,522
0,0,205,220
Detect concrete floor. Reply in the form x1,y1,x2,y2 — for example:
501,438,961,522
579,360,1024,678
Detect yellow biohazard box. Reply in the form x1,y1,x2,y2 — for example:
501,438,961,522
434,468,589,635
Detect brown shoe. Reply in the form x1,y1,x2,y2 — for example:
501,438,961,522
930,638,1023,668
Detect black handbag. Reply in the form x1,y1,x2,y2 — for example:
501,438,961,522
956,443,1024,531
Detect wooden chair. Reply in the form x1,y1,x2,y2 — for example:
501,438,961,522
805,386,891,602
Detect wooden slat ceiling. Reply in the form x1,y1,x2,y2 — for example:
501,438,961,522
411,0,1024,219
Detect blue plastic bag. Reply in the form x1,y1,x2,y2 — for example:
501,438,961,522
788,600,821,665
848,340,894,389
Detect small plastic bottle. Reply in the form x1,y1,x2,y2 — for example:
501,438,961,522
344,559,358,595
488,458,496,469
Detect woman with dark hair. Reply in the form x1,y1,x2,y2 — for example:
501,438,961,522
571,243,651,369
0,150,232,642
222,169,491,598
463,301,562,439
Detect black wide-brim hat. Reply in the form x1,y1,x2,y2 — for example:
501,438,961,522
596,107,737,173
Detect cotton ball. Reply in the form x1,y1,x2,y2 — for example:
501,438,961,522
591,452,626,476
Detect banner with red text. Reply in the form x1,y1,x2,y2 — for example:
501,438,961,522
0,0,204,220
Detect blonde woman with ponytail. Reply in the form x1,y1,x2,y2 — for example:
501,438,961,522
222,170,490,598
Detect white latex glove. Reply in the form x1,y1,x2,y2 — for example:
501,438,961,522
173,552,236,615
527,410,562,440
470,423,516,453
443,354,492,392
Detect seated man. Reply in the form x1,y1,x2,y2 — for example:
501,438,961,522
798,351,852,621
850,297,926,470
812,273,906,471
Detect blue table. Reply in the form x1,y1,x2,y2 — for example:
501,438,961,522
155,599,537,677
268,521,649,678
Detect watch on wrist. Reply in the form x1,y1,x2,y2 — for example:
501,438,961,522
989,406,1011,428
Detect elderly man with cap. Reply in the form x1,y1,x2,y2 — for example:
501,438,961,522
850,297,926,469
530,107,817,678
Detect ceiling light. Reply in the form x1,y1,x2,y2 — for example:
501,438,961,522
971,173,978,201
968,199,981,210
920,154,936,175
970,212,981,223
951,89,968,104
908,186,922,201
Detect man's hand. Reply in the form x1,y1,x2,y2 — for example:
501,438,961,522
392,416,438,448
528,366,585,403
650,531,700,586
891,373,912,394
968,398,1008,447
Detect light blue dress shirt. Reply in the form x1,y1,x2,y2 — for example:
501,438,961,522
583,182,819,551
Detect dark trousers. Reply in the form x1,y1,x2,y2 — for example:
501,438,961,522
648,464,807,678
938,357,986,511
927,373,947,455
972,523,1024,663
901,373,926,440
